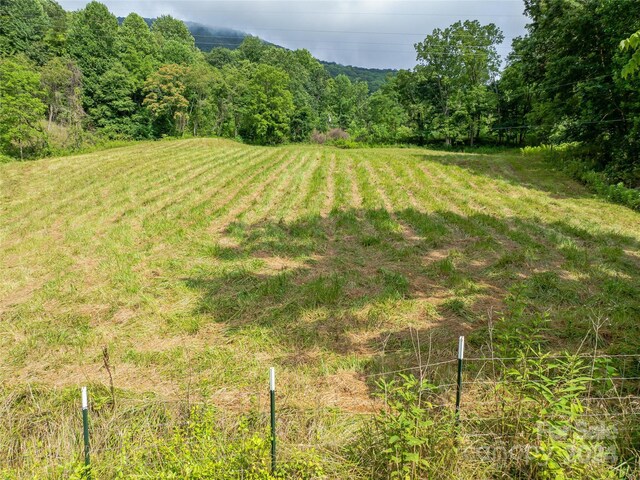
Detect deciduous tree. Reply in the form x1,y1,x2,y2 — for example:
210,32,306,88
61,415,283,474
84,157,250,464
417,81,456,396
0,57,47,158
143,64,189,136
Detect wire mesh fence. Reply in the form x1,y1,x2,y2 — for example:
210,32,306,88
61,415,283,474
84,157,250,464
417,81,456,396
3,342,640,477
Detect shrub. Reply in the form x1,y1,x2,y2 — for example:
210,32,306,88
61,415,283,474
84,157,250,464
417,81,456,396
310,129,326,144
353,375,458,479
503,352,620,479
331,138,360,149
326,128,349,141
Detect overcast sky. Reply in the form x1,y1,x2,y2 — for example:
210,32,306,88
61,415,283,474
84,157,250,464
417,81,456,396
57,0,529,69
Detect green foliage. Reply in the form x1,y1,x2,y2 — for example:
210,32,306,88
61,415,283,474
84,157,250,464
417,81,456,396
184,63,223,136
38,0,67,58
414,20,504,146
0,56,47,158
237,36,269,63
152,15,201,66
578,171,640,211
367,80,411,144
321,61,396,93
152,15,195,46
236,63,295,145
325,74,369,131
40,56,84,133
143,64,190,136
620,30,640,78
522,144,640,211
206,47,237,68
355,375,457,479
91,62,142,137
501,0,640,185
0,0,50,63
506,352,620,479
142,406,325,479
66,1,119,79
118,13,159,88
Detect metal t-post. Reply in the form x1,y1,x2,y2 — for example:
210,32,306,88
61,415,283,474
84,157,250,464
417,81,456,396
81,386,91,478
455,336,465,422
269,367,276,474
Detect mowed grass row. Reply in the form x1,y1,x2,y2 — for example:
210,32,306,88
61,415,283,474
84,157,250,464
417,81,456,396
1,138,640,475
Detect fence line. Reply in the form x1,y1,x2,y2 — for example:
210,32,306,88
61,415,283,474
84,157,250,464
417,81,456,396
5,339,640,474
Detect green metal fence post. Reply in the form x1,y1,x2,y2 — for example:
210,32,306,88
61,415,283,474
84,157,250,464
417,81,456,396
455,336,465,422
269,367,276,474
81,386,91,479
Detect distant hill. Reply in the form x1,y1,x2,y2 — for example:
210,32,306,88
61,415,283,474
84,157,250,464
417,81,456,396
320,61,397,92
122,18,397,92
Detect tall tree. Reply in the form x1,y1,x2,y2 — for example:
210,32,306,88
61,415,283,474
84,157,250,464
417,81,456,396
414,20,504,146
325,74,368,131
184,63,222,136
152,15,194,45
206,47,237,69
512,0,640,184
91,62,140,137
143,64,190,137
495,45,534,145
152,15,199,65
66,1,120,118
0,0,50,63
0,57,47,159
118,13,159,90
235,63,294,145
367,79,410,143
39,0,67,58
236,36,268,63
261,47,328,140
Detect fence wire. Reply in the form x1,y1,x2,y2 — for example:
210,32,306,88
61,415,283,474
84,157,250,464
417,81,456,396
4,349,640,473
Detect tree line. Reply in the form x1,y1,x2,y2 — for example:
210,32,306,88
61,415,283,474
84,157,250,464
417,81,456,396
0,0,639,186
0,0,382,156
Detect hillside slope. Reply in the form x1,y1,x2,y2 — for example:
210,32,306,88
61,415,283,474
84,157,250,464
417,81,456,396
1,140,639,476
2,138,639,385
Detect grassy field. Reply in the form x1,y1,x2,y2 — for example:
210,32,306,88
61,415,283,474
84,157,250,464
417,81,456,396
1,138,639,477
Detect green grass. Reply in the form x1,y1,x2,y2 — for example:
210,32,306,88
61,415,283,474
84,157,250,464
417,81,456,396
1,138,639,477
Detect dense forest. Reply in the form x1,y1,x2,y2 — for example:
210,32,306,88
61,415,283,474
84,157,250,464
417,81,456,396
0,0,639,187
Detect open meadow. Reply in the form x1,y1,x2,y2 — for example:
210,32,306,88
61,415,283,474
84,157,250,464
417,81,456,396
1,138,639,478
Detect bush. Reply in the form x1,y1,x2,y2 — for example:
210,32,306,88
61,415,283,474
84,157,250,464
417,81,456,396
149,406,325,479
579,170,640,210
326,128,349,141
310,129,326,144
353,375,458,479
331,138,360,149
